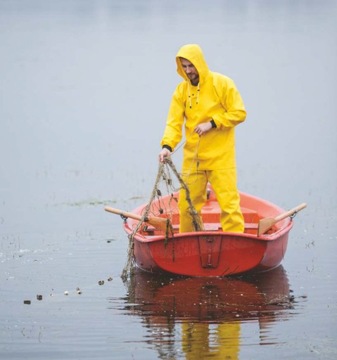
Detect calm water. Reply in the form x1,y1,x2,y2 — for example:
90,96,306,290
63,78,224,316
1,0,337,359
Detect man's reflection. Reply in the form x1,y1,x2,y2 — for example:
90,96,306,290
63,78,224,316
182,322,240,359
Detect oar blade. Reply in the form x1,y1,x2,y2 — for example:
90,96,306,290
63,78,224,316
147,217,170,232
257,218,275,236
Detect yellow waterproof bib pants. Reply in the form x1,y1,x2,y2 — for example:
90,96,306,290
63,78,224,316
178,168,244,233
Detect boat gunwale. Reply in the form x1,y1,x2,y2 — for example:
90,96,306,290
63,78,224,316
124,219,293,243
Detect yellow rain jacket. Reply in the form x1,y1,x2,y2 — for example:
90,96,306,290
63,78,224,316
161,44,246,171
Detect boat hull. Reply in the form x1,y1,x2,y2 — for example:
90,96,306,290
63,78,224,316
123,191,293,277
133,230,289,277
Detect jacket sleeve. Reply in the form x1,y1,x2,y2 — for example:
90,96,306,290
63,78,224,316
212,76,247,129
160,85,185,150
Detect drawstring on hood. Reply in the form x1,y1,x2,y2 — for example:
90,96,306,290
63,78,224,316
176,44,208,109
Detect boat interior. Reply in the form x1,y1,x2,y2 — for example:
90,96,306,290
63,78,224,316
130,188,285,237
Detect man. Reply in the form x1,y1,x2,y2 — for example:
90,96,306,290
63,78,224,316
159,44,246,233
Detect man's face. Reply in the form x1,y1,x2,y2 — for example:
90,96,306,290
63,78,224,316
180,58,199,85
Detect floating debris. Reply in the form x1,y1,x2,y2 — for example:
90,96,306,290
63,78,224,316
23,300,31,305
107,277,113,282
98,280,104,286
36,294,43,301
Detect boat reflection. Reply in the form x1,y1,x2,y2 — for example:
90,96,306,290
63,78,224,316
121,266,298,359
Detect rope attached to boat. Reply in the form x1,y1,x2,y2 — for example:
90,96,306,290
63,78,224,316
121,157,202,281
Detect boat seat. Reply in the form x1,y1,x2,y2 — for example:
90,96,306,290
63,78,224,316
203,222,258,231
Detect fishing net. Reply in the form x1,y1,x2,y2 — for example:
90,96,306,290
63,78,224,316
121,157,203,281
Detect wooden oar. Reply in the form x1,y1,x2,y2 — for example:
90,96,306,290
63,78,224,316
104,206,169,231
257,203,307,236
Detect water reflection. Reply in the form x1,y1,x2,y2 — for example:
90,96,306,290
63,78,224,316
120,266,299,359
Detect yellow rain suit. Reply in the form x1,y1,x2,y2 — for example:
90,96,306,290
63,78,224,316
161,44,246,232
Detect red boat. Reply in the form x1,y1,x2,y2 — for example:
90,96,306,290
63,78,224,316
106,187,305,277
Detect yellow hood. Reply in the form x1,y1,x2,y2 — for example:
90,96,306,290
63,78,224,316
176,44,210,85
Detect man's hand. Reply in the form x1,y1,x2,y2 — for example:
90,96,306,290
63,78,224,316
194,121,213,136
159,148,171,163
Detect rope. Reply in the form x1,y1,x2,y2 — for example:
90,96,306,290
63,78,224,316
121,157,203,281
164,158,203,231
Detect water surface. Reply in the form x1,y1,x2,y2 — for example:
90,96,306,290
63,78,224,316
1,1,337,359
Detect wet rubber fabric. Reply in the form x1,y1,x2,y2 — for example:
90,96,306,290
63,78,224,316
178,169,244,233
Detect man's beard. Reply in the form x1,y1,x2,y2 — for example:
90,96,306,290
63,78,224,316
189,74,199,85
